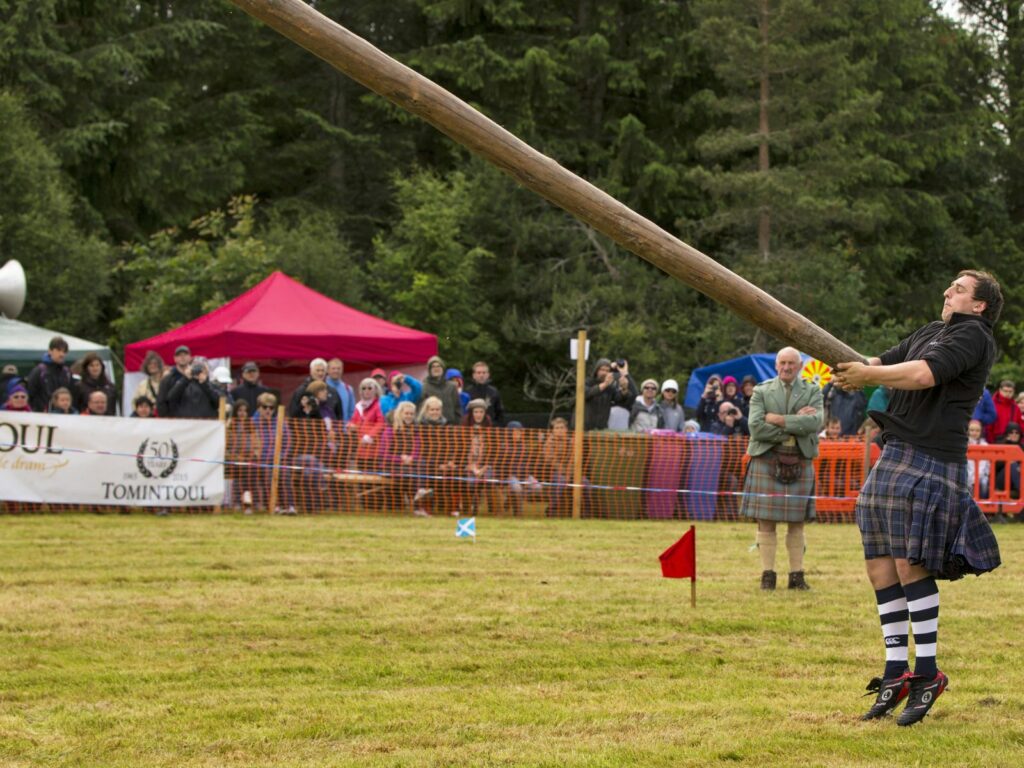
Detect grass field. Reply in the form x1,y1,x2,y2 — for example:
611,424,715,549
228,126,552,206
1,514,1022,767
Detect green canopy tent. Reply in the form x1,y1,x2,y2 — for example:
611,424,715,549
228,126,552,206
0,317,114,378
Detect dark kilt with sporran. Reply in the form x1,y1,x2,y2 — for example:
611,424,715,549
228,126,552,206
739,454,816,523
855,438,1001,581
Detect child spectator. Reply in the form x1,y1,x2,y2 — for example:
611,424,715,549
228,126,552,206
225,399,261,512
503,421,541,516
253,393,295,514
462,399,495,514
131,396,153,418
966,418,990,499
542,417,573,517
49,387,77,415
418,396,461,514
819,416,842,439
380,400,433,516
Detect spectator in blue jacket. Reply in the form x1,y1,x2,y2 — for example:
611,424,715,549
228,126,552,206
867,384,890,415
972,386,996,431
380,370,423,419
326,358,355,423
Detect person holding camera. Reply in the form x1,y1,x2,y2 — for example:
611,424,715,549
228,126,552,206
380,370,423,419
166,357,220,419
696,374,724,431
579,357,637,431
710,400,749,437
289,358,343,421
156,344,193,418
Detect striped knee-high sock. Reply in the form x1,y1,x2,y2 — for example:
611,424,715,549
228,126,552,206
874,583,909,679
904,577,939,678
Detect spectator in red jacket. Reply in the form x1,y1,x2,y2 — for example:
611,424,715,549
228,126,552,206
347,378,386,469
985,379,1023,444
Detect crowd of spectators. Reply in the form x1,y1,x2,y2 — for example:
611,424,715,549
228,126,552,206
4,338,1022,519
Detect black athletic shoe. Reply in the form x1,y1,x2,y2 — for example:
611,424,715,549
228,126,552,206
760,570,777,590
896,671,948,726
860,671,911,720
788,571,810,590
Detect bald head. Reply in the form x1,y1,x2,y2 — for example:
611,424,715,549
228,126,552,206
775,347,801,384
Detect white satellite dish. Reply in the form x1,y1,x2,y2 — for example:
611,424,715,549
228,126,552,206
0,260,27,319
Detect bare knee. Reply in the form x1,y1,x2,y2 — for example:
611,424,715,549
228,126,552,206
865,556,899,589
894,558,931,585
757,519,777,533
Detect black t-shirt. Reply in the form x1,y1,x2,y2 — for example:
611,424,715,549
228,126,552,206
869,313,995,462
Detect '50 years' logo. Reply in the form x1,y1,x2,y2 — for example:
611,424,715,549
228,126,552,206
136,438,179,479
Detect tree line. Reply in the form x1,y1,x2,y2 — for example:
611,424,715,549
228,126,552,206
2,0,1022,411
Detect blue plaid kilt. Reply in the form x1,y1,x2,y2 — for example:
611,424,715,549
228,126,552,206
855,438,1001,581
740,454,816,523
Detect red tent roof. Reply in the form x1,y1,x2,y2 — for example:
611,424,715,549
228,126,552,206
124,272,437,369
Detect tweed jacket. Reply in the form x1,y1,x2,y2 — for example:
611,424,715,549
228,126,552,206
746,376,824,459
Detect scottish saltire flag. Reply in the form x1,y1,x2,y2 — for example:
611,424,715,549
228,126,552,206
455,517,476,539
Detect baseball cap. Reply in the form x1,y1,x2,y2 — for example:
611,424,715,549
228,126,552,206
211,366,232,384
174,345,190,356
371,367,387,379
242,361,259,373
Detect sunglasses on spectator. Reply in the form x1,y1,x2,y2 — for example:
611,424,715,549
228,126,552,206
642,385,657,391
259,405,274,410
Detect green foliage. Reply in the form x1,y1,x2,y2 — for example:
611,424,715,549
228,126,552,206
0,90,112,337
112,195,275,344
261,201,366,309
368,169,497,364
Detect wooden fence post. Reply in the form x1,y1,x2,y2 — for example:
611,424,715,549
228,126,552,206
216,395,227,514
572,330,587,520
268,404,286,514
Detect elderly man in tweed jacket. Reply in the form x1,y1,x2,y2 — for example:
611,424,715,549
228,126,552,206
740,347,824,591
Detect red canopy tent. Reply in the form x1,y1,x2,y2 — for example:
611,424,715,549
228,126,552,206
124,271,438,372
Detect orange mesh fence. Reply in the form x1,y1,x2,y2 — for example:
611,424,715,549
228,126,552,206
4,418,1021,519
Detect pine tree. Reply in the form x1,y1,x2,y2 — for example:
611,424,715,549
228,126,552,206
0,91,113,336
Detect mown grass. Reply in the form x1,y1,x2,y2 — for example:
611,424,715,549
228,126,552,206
0,513,1022,767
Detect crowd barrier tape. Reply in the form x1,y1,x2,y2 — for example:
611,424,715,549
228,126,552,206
1,414,1020,519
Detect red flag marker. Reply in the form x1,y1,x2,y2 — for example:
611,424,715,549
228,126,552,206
659,525,696,606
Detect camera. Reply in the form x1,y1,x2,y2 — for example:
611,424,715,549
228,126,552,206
190,363,204,376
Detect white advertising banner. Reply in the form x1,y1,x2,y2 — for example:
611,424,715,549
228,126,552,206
0,412,224,506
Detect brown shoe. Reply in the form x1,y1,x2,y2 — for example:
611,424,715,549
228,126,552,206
788,571,810,590
760,570,777,590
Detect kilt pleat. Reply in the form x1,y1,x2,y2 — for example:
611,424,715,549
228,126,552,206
740,454,816,523
855,438,1001,580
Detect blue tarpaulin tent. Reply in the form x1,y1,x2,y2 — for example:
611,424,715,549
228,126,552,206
684,353,810,410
